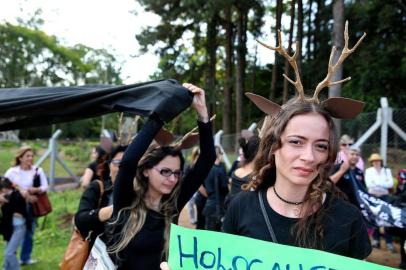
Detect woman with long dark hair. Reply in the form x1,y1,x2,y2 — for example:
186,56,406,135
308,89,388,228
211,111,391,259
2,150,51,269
74,145,127,248
105,83,216,269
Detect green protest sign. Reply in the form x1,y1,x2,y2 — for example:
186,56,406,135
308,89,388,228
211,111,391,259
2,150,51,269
168,224,396,270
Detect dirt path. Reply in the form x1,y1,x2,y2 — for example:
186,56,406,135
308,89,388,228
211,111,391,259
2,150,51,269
367,241,402,269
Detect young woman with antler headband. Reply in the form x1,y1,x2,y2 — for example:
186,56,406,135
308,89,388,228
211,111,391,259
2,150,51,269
221,22,371,259
104,83,216,269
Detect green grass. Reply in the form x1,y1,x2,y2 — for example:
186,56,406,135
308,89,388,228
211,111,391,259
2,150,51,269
0,188,82,269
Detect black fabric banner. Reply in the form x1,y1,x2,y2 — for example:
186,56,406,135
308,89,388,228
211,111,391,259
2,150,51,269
0,79,193,131
349,170,406,228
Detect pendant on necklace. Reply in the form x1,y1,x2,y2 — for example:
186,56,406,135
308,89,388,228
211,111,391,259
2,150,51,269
292,206,301,217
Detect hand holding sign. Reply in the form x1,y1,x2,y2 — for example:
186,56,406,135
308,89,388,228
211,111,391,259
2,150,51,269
160,262,171,270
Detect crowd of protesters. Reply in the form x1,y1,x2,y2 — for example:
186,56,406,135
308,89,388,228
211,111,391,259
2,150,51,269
1,83,406,270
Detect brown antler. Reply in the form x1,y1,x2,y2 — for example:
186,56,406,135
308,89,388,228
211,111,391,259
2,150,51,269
257,30,305,101
117,113,124,145
174,115,216,150
312,21,366,102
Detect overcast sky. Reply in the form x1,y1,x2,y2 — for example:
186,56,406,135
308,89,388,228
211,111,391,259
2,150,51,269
0,0,162,83
0,0,276,84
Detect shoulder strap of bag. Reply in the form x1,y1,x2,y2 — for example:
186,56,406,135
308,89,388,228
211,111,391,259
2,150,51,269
32,168,39,187
258,190,278,243
95,180,104,208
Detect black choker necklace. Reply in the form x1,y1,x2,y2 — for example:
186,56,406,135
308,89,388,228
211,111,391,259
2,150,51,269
272,186,306,205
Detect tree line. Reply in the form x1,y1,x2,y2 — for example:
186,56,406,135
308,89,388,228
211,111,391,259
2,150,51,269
136,0,406,135
0,1,405,138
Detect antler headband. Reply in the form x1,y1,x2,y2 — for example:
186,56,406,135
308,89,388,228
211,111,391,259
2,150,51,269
117,113,140,146
154,115,216,151
247,21,366,119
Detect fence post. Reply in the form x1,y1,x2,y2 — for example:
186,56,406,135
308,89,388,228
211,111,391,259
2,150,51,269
380,98,389,165
35,129,79,189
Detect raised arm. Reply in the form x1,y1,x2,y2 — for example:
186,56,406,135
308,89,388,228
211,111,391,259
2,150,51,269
113,115,164,214
113,82,195,214
176,84,216,210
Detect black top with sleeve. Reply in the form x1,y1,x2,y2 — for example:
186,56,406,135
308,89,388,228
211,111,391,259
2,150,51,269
222,189,372,260
109,115,216,269
0,189,27,241
202,163,228,217
229,171,250,196
87,161,99,182
74,179,113,247
332,164,367,207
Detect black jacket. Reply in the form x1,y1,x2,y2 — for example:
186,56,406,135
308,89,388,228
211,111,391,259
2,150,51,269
74,179,113,247
0,189,27,241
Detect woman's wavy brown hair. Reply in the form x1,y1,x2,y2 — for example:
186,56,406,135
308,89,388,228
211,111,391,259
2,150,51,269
243,99,339,249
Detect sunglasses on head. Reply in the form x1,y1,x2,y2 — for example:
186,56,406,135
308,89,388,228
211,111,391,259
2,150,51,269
341,143,353,147
154,167,182,179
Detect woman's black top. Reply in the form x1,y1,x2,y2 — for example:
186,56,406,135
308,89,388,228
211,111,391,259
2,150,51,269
74,179,113,247
109,116,215,269
0,189,27,241
87,161,99,182
229,171,250,196
202,163,228,218
223,190,372,260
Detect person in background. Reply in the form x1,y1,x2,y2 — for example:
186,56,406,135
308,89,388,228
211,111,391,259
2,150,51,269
0,176,27,270
186,147,208,228
74,145,127,248
330,146,366,206
228,145,246,178
4,146,49,266
202,146,228,231
365,153,395,251
81,145,107,189
226,136,260,207
336,134,365,171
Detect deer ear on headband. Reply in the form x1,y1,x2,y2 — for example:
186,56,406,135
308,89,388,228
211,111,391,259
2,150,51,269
154,115,216,150
154,128,175,146
245,92,281,115
322,97,365,119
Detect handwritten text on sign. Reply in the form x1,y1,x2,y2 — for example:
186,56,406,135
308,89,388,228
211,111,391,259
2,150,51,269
168,224,395,270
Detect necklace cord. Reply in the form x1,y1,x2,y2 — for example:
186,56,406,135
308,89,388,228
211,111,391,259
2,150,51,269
273,186,307,205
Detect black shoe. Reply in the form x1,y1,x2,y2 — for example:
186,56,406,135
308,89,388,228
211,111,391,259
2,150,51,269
399,262,406,269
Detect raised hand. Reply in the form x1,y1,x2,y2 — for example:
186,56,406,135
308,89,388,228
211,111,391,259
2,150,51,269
160,262,171,270
182,83,209,122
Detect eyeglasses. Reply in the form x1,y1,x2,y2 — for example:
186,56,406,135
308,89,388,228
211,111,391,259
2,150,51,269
110,159,121,166
153,167,182,179
341,143,353,147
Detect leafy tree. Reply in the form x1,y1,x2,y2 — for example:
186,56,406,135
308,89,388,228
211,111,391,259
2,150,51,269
344,0,406,111
0,21,123,138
